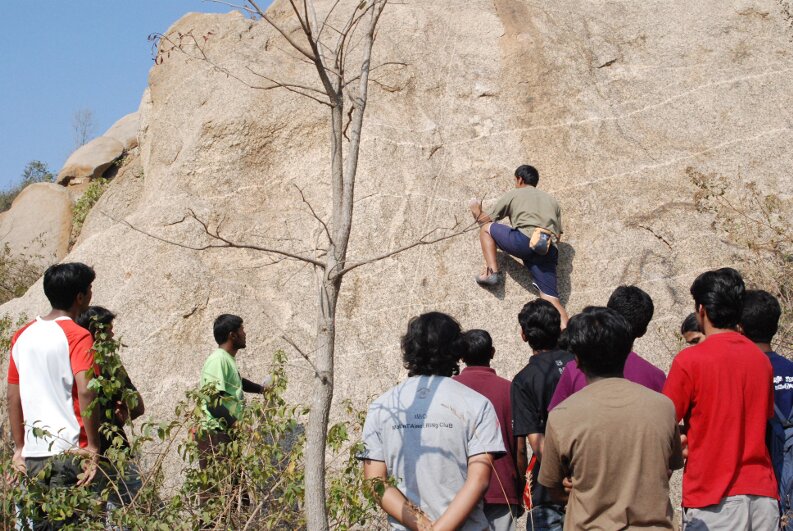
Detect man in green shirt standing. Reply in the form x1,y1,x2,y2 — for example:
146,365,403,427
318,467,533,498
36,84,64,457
469,165,569,327
198,314,271,470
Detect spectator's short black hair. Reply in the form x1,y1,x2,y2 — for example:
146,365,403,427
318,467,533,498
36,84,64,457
518,299,561,350
680,313,701,335
401,312,464,377
76,306,116,339
515,165,539,187
43,262,95,311
741,290,780,344
213,314,243,344
607,285,654,340
462,329,493,366
566,306,633,377
690,267,745,329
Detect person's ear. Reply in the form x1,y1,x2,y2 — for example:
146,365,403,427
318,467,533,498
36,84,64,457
490,347,495,360
520,329,527,342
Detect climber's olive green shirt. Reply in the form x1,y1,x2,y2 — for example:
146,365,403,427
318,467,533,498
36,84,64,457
200,348,245,431
486,187,563,238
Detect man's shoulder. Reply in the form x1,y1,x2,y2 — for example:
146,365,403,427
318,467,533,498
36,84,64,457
11,319,38,345
627,352,666,376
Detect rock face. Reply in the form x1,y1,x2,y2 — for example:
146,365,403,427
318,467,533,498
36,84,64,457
0,183,72,265
57,137,124,185
2,0,792,494
103,112,140,151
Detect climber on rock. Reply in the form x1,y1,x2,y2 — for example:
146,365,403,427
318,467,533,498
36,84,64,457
469,164,569,327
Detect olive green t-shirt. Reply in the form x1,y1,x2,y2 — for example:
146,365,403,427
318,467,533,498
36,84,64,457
538,378,683,530
486,187,563,238
200,348,245,431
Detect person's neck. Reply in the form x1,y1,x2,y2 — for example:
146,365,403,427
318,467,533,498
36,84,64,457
41,308,78,321
219,343,238,357
755,342,772,353
703,325,735,337
464,363,491,369
584,371,624,385
532,348,550,356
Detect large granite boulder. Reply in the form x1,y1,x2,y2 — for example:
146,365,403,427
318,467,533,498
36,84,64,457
57,136,124,185
2,2,792,500
0,182,72,266
103,112,140,150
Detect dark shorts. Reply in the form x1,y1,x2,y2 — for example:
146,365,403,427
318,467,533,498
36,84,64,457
489,223,559,298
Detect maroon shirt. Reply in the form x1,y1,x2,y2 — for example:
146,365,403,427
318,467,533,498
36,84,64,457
454,366,520,505
548,352,666,411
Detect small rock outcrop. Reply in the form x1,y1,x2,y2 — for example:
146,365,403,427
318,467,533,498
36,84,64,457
57,137,124,185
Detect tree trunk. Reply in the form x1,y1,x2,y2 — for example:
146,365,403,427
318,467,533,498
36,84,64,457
304,269,341,531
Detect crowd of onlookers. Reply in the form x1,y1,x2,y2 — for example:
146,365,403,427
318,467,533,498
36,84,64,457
360,267,792,531
5,260,792,530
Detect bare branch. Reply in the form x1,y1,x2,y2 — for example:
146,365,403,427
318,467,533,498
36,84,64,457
343,61,408,89
335,220,479,278
293,184,333,244
281,334,328,384
100,210,326,269
246,0,317,61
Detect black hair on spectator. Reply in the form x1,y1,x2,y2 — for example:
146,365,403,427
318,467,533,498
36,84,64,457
76,306,116,339
690,267,745,329
607,285,654,340
401,312,464,377
566,306,632,376
462,329,493,366
680,313,701,335
43,262,96,311
741,290,780,344
557,328,570,351
518,299,561,351
514,165,539,187
214,314,243,344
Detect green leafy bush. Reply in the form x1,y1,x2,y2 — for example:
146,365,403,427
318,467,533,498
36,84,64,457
1,332,378,530
71,178,109,243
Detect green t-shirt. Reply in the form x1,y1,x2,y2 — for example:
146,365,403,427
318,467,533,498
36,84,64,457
486,186,563,238
200,348,245,431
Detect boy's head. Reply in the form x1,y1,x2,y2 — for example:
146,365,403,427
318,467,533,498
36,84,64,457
213,314,245,349
514,165,539,187
518,299,561,351
606,285,654,341
680,312,704,345
461,329,494,367
402,312,464,377
43,262,95,312
740,290,781,345
76,306,116,340
566,306,632,378
690,267,745,330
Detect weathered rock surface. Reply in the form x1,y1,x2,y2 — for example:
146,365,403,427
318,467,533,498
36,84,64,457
2,0,793,498
103,112,140,150
0,183,72,265
57,136,124,185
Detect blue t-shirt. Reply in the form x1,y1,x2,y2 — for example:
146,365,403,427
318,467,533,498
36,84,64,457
768,351,793,419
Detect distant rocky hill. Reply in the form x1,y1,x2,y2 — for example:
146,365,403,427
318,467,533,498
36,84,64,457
1,0,792,492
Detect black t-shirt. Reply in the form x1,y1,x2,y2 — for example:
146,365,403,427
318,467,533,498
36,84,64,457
511,349,574,507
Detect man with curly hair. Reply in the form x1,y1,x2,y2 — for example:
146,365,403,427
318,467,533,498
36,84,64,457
359,312,506,530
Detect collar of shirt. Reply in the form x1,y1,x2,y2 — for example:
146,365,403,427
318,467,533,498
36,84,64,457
460,366,496,375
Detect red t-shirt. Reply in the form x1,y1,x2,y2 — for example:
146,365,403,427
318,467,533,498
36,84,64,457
663,331,778,508
454,366,520,505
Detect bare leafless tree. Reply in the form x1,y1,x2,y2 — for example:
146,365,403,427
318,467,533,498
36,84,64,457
72,108,95,150
138,2,476,529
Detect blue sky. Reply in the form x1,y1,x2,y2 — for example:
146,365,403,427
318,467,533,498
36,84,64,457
0,1,271,189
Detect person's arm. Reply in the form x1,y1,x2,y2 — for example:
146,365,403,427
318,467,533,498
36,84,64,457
468,199,493,225
74,369,100,486
432,453,493,531
537,420,568,504
7,383,25,474
363,459,432,531
662,359,693,423
515,435,527,494
241,377,264,394
118,378,144,422
527,433,545,461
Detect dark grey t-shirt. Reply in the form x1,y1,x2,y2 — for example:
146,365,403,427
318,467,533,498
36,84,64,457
360,375,506,530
